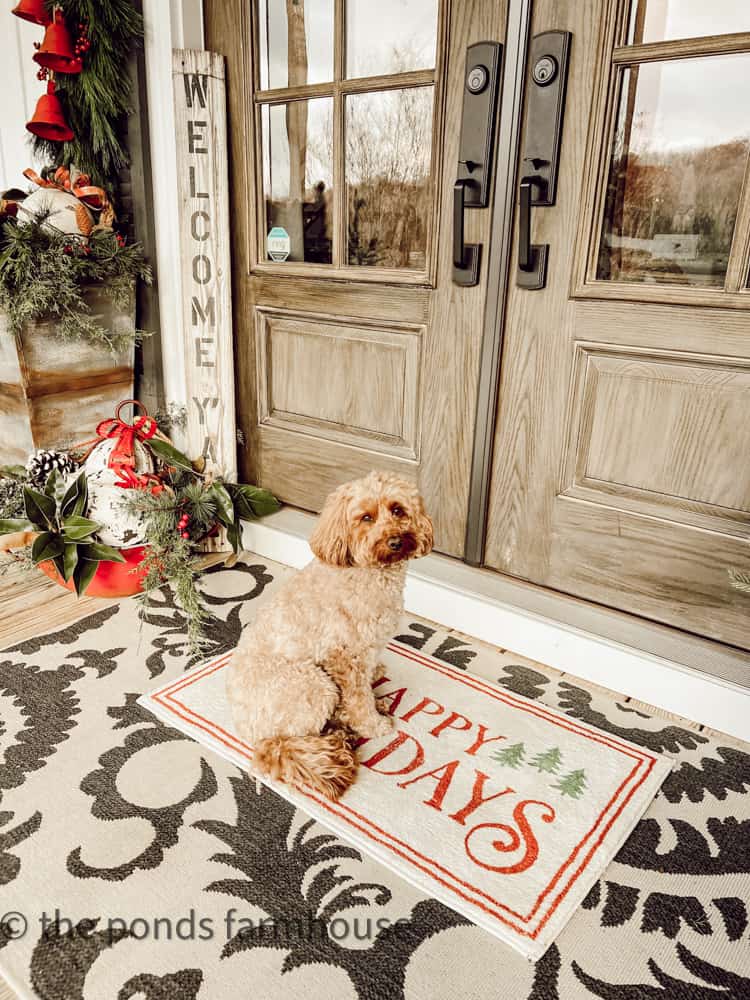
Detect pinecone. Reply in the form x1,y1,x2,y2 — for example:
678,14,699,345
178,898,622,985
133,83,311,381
25,449,77,487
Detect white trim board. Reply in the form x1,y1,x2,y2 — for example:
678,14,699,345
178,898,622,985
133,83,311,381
241,509,750,743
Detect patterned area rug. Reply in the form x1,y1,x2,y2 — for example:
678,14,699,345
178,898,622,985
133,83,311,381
1,556,749,999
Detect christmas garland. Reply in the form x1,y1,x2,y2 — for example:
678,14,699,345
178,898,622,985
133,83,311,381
32,0,144,194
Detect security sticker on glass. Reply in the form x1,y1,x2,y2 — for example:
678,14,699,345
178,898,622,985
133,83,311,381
267,226,291,262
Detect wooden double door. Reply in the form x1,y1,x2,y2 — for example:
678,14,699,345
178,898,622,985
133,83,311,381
207,0,750,652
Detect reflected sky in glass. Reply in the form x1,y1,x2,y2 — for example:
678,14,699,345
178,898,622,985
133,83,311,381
628,0,750,44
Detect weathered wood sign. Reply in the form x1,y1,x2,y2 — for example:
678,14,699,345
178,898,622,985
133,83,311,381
172,50,236,480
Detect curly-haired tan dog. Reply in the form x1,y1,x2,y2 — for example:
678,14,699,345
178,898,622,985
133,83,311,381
227,471,433,800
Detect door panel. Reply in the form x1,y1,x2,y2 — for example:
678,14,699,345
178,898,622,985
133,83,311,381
486,0,750,648
206,0,507,557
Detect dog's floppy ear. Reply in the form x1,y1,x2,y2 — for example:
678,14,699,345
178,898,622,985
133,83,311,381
414,500,434,557
310,484,352,566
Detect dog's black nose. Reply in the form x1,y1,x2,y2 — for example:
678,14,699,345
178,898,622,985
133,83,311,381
387,536,403,551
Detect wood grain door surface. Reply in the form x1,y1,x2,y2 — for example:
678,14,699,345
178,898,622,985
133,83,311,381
485,0,750,648
206,0,507,558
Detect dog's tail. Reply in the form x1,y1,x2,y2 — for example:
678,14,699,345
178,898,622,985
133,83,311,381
253,730,357,800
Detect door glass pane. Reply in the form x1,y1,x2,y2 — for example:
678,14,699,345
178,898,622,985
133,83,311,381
259,0,334,90
346,88,433,270
262,99,333,264
346,0,439,78
596,57,750,288
627,0,750,45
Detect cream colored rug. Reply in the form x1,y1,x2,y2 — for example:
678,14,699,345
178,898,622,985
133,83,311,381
1,556,749,998
140,639,672,960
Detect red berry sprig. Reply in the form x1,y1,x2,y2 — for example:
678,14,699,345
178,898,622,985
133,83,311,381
73,21,91,59
178,512,191,539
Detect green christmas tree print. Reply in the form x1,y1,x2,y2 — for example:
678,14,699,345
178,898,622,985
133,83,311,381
529,747,563,774
491,742,526,768
553,769,588,799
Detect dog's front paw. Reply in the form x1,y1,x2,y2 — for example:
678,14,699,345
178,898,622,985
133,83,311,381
376,695,393,716
359,713,393,739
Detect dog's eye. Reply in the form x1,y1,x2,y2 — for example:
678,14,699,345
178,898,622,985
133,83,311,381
361,513,374,523
391,505,406,518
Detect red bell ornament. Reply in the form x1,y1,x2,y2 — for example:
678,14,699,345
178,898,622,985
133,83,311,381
11,0,51,25
26,80,74,142
33,10,82,74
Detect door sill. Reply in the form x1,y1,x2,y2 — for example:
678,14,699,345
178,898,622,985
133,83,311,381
240,508,750,742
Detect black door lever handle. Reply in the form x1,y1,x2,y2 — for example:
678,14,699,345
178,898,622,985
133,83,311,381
517,176,548,289
453,179,481,286
518,178,533,272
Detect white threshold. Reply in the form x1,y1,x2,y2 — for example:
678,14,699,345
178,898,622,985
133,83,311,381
241,509,750,743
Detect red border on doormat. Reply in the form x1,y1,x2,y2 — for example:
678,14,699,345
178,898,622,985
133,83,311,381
150,642,657,940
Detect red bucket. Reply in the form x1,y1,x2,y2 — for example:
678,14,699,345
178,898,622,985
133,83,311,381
38,545,150,598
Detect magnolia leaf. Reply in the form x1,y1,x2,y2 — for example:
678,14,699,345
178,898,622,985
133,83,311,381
149,437,194,472
62,515,101,541
73,558,99,596
210,483,235,526
31,531,64,565
44,469,59,497
78,542,126,564
230,484,281,520
226,520,242,555
0,518,34,534
62,542,78,582
61,472,88,518
24,486,57,529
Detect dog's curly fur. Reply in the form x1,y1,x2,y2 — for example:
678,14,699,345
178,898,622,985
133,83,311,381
227,471,433,800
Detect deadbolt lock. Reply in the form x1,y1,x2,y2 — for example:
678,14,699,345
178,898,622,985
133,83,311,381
532,54,558,86
466,63,489,94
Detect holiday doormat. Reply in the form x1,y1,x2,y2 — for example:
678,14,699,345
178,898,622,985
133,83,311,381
1,556,750,999
139,641,672,960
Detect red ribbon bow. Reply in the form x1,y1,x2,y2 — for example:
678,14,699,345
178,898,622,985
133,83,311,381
94,405,162,494
23,165,110,213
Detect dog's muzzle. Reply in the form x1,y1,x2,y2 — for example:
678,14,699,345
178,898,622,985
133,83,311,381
387,536,403,552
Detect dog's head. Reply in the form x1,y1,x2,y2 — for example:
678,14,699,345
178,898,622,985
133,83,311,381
309,471,434,568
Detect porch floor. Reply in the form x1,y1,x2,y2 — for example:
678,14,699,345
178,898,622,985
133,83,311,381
1,552,747,1000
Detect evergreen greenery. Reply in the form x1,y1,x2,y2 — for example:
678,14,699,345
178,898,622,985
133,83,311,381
0,426,280,654
0,215,150,347
0,466,27,521
123,455,280,653
31,0,144,193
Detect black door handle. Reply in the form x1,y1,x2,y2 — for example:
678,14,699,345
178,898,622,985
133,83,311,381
518,178,533,272
453,179,480,286
516,30,571,289
517,176,548,289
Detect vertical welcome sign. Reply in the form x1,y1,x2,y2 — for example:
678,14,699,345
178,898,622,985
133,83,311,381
172,50,236,481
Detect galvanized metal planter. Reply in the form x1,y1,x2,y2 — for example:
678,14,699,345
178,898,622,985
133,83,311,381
0,285,135,464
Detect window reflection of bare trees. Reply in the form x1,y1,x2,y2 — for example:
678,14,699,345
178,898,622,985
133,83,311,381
263,27,435,271
346,86,433,268
599,138,749,286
